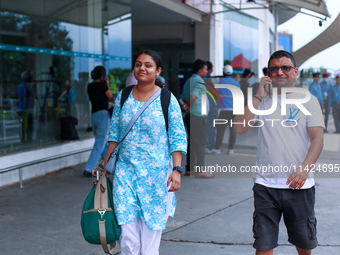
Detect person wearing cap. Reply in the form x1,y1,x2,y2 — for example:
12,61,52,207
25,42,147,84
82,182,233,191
329,75,340,133
181,59,215,178
309,73,324,110
209,65,240,155
321,72,332,132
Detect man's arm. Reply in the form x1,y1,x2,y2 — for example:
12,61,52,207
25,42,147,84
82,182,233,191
234,76,271,134
189,94,197,108
286,126,324,189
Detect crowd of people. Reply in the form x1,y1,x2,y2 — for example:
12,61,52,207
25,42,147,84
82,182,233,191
309,72,340,133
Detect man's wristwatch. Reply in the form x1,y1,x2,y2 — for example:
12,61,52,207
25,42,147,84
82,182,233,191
173,166,183,174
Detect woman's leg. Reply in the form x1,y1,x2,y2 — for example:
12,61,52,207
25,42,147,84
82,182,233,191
140,220,162,255
119,220,141,255
84,110,110,172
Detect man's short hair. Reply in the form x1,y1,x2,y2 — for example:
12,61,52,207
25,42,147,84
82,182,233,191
268,50,296,68
243,68,255,78
193,59,207,74
207,61,213,71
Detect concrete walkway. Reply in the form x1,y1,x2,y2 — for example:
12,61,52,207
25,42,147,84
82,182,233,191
0,115,339,254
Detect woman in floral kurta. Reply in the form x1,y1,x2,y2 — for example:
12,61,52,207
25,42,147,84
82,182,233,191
103,50,187,255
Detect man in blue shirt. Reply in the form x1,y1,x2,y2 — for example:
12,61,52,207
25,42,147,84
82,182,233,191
181,59,214,178
309,73,324,110
209,65,240,155
321,72,332,132
329,75,340,133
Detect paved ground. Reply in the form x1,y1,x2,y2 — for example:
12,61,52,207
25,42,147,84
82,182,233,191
0,114,339,255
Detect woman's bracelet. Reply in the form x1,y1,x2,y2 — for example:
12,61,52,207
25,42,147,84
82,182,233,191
253,95,262,102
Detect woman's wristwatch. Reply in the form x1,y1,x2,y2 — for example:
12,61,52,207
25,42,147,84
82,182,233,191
173,166,183,173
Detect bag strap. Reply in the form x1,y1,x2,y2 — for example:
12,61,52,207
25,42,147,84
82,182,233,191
120,85,134,110
161,88,171,132
96,173,117,254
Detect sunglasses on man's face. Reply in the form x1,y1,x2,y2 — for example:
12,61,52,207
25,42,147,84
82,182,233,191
268,65,296,73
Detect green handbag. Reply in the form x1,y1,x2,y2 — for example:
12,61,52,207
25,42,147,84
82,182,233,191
81,168,121,254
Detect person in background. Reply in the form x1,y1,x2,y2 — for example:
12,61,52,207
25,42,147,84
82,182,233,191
17,71,35,143
181,59,215,178
329,75,340,134
209,65,240,155
252,67,268,97
156,75,166,89
83,66,113,177
99,50,187,254
125,70,138,87
321,72,332,133
205,61,218,152
58,79,77,116
309,73,324,110
240,69,255,107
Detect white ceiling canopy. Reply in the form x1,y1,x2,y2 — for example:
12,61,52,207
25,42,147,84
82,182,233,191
217,0,330,24
266,0,330,19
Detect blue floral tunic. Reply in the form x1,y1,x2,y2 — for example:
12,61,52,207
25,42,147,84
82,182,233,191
108,88,187,230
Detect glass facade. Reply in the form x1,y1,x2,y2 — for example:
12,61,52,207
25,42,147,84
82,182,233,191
223,8,259,75
0,0,132,155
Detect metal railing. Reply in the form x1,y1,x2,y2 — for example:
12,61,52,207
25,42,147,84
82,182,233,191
0,147,92,188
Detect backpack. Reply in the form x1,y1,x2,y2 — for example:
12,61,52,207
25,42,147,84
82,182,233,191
121,85,171,132
60,116,79,140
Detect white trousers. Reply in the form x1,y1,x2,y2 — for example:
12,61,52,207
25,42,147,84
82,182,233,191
118,218,162,255
118,164,174,255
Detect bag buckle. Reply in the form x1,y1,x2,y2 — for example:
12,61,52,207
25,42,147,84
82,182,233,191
98,209,106,219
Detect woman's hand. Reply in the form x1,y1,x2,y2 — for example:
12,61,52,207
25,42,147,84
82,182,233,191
167,170,181,192
91,168,107,185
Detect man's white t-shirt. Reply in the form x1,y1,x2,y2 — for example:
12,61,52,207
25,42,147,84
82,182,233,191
253,92,325,189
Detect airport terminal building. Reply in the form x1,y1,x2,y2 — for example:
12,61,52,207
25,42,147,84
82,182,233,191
0,0,329,186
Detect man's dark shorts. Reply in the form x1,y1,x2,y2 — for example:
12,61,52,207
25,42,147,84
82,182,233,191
252,183,318,251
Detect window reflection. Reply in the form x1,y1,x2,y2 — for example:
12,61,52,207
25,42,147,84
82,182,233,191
0,0,132,155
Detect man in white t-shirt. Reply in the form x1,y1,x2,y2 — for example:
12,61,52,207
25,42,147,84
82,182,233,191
234,50,324,255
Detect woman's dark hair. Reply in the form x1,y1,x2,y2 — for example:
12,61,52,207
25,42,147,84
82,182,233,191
268,50,296,67
135,49,164,88
91,66,106,80
193,59,207,74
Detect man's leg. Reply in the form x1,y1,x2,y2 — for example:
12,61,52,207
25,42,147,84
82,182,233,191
256,250,273,255
225,111,236,150
206,104,217,149
333,104,340,132
215,110,228,150
324,98,329,130
296,247,311,255
191,115,214,177
283,187,317,253
253,184,282,252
